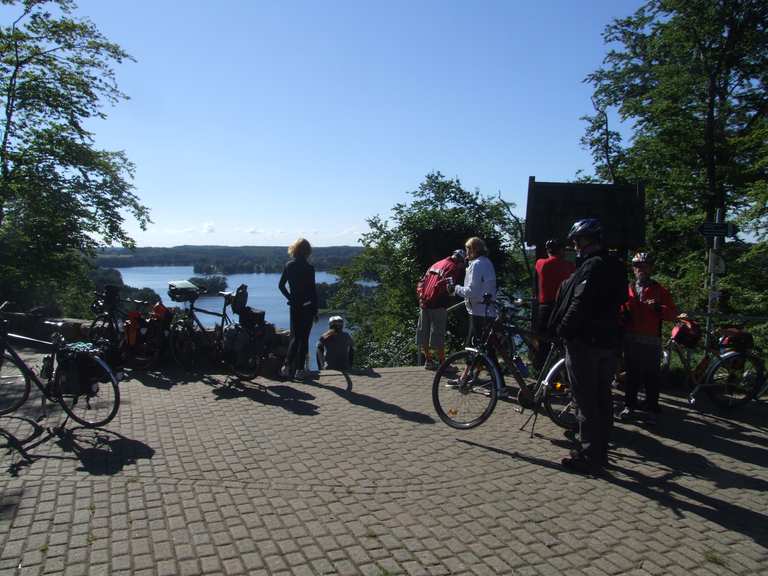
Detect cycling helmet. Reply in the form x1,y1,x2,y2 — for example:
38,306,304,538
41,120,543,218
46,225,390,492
329,315,344,329
545,238,564,253
631,252,653,265
451,249,466,261
567,218,603,240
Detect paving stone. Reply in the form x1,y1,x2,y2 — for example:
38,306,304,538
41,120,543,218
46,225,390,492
1,364,766,576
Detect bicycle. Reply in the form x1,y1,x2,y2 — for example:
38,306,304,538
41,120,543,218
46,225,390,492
167,281,267,380
90,285,165,369
1,302,120,428
660,314,765,410
432,293,575,430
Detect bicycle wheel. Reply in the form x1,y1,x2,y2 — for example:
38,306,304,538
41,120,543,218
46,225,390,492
0,352,31,416
432,350,499,429
704,351,764,410
543,359,578,430
169,318,201,371
55,355,120,428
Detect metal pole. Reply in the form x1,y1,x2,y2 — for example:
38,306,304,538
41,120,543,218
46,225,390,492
704,209,722,349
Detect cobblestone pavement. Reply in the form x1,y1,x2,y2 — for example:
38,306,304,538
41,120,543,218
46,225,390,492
1,355,767,576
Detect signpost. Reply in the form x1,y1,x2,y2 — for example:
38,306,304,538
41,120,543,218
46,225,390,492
700,211,737,348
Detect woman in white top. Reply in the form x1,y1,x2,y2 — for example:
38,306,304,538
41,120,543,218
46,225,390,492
452,237,497,345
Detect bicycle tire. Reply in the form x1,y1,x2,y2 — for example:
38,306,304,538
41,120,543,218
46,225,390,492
0,352,31,416
704,351,764,410
169,318,200,371
55,354,120,428
432,350,499,429
542,359,578,431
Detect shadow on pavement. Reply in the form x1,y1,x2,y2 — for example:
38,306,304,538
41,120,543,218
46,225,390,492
1,417,154,477
305,372,436,424
460,422,768,549
211,381,319,416
54,427,155,476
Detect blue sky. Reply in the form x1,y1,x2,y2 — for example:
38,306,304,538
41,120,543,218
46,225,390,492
67,0,644,247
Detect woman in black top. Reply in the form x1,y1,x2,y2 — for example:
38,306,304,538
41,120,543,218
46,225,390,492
278,237,318,379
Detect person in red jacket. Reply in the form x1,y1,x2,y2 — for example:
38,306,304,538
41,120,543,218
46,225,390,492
533,239,575,370
618,252,677,423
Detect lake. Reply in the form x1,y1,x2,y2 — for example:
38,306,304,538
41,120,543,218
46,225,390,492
115,266,340,369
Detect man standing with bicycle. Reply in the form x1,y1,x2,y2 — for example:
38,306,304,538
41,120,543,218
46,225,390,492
618,252,677,423
534,239,575,371
549,219,627,474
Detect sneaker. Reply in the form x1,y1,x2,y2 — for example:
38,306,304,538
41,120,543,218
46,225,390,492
424,359,437,370
279,365,292,379
294,369,307,380
617,407,635,421
498,386,511,399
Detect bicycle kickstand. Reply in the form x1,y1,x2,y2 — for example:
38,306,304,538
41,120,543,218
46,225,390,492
519,406,539,439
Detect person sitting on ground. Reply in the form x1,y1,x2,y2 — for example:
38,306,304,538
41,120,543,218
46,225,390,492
533,238,575,370
416,249,466,369
316,316,354,371
618,252,677,424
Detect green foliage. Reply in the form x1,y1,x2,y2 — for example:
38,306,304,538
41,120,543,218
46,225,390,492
0,1,149,312
331,172,528,367
581,0,768,343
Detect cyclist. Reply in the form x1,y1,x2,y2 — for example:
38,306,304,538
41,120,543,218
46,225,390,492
618,252,677,423
278,237,318,380
416,249,466,369
534,238,575,370
316,316,354,371
548,218,627,474
451,237,496,347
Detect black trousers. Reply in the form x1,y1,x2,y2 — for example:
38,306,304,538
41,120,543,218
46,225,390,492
565,340,617,463
286,306,314,372
623,336,662,411
533,303,553,372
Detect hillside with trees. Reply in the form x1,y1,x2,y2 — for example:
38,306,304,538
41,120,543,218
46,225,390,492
95,245,363,273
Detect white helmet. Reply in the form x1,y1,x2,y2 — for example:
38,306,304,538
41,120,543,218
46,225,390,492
329,315,344,328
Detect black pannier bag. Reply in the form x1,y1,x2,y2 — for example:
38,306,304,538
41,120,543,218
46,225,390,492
168,280,202,303
231,284,249,315
223,324,267,369
57,342,109,396
239,307,265,328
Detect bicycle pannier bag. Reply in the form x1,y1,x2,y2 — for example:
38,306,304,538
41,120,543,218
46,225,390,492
231,284,249,315
719,327,754,352
671,318,701,348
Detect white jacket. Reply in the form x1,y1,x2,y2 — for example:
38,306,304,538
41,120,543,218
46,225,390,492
454,255,496,317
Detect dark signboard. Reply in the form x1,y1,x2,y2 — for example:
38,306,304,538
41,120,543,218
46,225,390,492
524,177,645,249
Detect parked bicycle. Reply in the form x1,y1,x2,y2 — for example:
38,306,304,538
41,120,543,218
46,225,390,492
167,281,270,380
90,285,169,369
661,314,765,410
432,293,576,430
1,302,120,428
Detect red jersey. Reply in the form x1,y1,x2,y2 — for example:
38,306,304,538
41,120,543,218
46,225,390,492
535,256,576,304
622,280,677,337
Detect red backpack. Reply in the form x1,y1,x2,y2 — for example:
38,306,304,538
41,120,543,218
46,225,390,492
417,258,460,309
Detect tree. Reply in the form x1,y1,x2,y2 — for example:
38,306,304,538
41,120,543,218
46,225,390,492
0,0,149,310
580,0,768,322
331,172,529,367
